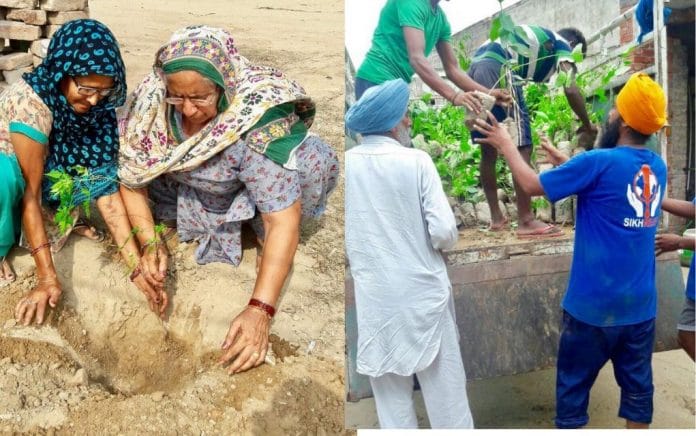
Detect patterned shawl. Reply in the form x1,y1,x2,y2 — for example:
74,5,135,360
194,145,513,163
117,25,316,188
23,19,127,204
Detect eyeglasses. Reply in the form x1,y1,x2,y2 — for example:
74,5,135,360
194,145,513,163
71,77,114,97
164,93,218,107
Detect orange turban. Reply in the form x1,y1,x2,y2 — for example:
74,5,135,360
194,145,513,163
616,73,667,135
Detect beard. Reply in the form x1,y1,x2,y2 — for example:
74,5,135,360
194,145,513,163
598,117,621,149
394,123,412,147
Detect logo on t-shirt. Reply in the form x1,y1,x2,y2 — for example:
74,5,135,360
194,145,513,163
624,164,661,228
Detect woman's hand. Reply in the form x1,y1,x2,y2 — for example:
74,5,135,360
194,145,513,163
15,277,62,326
140,242,168,291
219,307,270,374
131,272,168,319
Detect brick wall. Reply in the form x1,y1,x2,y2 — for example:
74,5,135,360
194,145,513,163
0,0,89,91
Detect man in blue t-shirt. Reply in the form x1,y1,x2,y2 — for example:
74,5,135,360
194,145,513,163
656,197,695,361
472,73,668,429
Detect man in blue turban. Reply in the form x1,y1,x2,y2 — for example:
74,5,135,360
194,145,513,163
346,79,410,138
345,79,474,429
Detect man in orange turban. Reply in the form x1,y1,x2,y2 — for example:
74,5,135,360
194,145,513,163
472,72,668,429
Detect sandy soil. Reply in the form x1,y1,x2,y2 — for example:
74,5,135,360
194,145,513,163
0,0,345,434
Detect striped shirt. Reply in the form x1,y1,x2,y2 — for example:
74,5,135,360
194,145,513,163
473,25,574,83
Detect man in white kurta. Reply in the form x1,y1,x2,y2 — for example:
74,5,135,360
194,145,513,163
345,79,474,429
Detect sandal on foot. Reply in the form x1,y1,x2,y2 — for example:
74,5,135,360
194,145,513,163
516,224,563,240
73,219,106,243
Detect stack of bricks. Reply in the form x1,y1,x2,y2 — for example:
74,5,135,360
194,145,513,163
0,0,88,91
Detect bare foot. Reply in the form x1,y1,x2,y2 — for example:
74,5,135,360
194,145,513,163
488,218,509,232
0,256,16,287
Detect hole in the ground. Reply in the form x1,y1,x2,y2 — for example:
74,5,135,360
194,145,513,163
17,308,302,397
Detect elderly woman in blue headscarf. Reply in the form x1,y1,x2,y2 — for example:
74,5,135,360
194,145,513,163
0,19,152,325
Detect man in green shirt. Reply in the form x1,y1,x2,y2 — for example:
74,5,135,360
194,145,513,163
355,0,509,111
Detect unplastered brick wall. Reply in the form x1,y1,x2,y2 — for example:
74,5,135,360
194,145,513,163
0,0,89,91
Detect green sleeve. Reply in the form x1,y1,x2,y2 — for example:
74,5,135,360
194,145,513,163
439,12,452,42
397,0,429,30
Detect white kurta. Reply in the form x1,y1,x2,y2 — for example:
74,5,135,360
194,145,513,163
346,135,458,378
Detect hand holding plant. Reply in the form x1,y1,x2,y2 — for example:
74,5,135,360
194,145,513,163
575,124,598,150
490,89,512,107
452,91,484,113
140,239,169,292
131,272,168,319
15,276,62,326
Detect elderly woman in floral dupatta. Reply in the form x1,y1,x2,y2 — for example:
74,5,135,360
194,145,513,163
3,20,153,326
118,26,338,374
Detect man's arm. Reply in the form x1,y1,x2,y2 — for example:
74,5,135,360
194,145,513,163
402,27,482,111
472,113,546,196
436,39,511,107
559,61,594,131
661,198,696,219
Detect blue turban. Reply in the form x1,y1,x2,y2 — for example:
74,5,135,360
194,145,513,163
345,79,410,134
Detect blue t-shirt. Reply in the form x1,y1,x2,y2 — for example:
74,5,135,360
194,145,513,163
687,198,695,301
540,146,667,327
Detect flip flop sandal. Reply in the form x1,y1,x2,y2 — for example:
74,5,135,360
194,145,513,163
73,219,106,243
516,224,564,240
0,255,16,288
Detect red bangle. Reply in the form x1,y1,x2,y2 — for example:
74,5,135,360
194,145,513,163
248,298,275,318
30,242,52,256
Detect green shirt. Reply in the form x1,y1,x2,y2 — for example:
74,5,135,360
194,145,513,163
357,0,451,84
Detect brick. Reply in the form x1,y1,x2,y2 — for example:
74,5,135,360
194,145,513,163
40,0,87,12
0,1,36,8
3,65,32,84
43,23,60,38
30,37,48,56
47,10,85,24
0,19,41,40
0,52,32,70
6,8,47,25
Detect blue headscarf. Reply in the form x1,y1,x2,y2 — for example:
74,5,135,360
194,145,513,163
23,19,127,206
345,79,410,135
